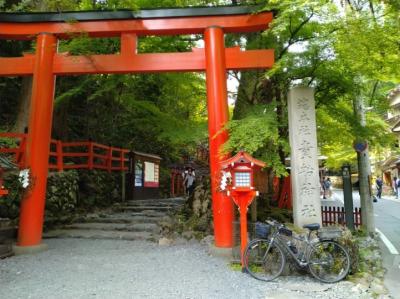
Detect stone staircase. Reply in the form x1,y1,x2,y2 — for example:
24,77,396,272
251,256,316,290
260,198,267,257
44,197,185,242
0,219,16,258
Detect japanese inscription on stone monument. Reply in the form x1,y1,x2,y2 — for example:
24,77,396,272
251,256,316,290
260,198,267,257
288,87,322,226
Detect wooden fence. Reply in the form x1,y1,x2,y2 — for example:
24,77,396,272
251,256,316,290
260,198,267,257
321,206,362,228
170,168,185,197
0,133,129,172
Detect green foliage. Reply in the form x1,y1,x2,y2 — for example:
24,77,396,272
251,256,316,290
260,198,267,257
346,233,385,292
51,3,209,161
0,169,121,221
225,104,289,176
338,229,359,274
45,170,79,218
333,3,400,83
77,170,121,208
229,0,399,175
229,262,242,272
0,172,24,219
0,132,18,148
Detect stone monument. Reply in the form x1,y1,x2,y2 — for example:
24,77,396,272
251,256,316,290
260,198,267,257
288,86,322,226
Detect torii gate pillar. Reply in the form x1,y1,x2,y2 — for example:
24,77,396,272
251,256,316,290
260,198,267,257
17,33,56,247
204,27,233,247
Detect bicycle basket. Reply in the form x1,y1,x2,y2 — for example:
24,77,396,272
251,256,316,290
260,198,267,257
278,226,292,237
255,222,270,238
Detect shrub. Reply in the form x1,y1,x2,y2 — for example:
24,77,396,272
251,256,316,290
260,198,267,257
0,172,24,220
45,170,79,218
77,169,121,208
0,168,122,221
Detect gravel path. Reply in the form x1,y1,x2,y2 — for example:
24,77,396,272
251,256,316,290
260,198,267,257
0,238,372,299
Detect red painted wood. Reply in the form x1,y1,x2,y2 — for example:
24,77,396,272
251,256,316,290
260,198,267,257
0,12,273,40
278,176,292,209
0,134,130,172
321,206,362,228
56,140,63,172
18,33,57,247
107,147,113,172
88,142,94,170
121,33,137,56
0,48,274,76
144,181,159,188
205,26,233,247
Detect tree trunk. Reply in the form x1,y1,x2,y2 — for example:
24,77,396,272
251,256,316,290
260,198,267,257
354,94,375,233
13,77,32,133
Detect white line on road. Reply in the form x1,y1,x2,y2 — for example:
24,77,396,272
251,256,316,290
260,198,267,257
376,228,399,255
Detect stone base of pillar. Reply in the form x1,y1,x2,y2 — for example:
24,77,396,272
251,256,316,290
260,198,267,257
207,244,233,260
12,243,48,255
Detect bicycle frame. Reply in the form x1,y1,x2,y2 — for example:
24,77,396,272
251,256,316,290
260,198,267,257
245,221,351,283
266,226,319,268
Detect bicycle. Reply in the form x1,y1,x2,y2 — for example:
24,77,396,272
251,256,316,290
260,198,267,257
243,219,350,283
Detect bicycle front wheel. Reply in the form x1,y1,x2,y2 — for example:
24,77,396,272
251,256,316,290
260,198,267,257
243,239,285,281
308,240,350,283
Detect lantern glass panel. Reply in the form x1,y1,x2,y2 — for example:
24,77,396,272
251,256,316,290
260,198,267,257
235,172,251,187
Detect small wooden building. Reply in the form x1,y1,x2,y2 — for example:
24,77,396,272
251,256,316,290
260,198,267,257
125,151,162,200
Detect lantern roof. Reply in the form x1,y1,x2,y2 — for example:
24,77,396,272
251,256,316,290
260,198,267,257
220,151,266,169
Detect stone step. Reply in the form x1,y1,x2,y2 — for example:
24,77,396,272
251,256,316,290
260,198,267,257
125,201,183,208
82,214,168,224
126,198,186,206
64,222,160,233
43,229,158,242
128,197,186,203
127,211,169,218
0,227,17,243
114,206,175,213
0,243,13,259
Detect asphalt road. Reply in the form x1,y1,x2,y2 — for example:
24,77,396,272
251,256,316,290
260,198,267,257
322,189,400,298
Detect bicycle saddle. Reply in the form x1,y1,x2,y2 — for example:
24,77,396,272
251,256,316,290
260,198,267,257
303,223,320,231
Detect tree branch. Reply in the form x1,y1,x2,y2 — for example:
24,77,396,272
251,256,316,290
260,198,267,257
369,80,379,106
278,11,315,59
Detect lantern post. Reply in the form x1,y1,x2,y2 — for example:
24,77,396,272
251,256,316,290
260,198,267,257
220,151,265,268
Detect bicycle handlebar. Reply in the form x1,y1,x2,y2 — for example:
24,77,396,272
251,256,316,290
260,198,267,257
265,219,293,236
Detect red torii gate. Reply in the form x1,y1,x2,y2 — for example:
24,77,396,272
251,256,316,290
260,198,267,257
0,6,274,250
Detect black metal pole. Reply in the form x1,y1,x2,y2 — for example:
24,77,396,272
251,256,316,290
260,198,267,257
342,164,355,231
126,151,135,201
128,151,135,173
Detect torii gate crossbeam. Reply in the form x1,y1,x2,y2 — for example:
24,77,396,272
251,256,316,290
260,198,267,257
0,5,274,250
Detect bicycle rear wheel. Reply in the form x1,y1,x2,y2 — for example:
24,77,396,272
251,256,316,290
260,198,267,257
308,240,350,283
243,239,285,281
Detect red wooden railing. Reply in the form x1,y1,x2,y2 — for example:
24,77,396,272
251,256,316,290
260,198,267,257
0,133,129,172
195,145,209,163
321,206,362,228
170,168,185,197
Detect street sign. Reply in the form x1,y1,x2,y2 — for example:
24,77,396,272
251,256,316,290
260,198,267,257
353,141,368,153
